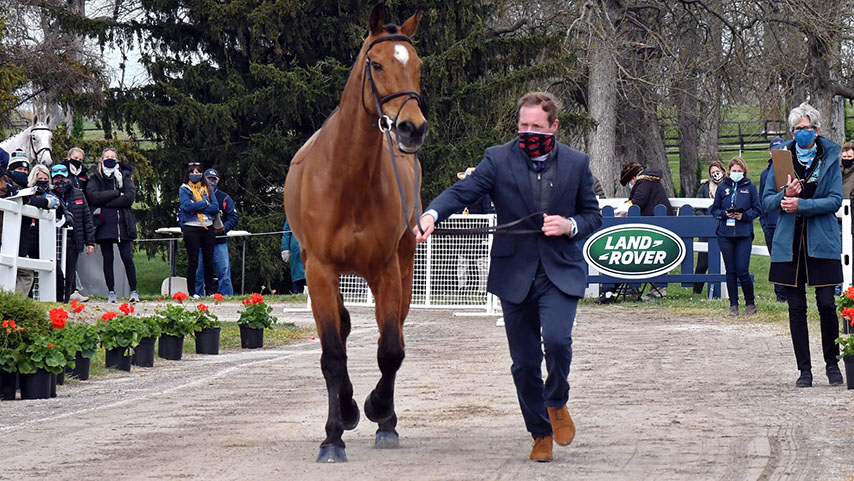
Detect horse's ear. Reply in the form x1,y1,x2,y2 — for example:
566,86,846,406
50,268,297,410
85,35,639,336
45,115,51,126
399,10,422,38
32,114,39,126
369,3,386,36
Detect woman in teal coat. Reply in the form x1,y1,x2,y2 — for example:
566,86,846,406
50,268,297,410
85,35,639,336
281,219,305,294
761,102,844,389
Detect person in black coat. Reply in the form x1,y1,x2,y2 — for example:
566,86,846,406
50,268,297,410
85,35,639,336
61,147,90,195
86,148,138,303
693,160,726,295
16,164,61,296
620,162,674,216
51,164,95,302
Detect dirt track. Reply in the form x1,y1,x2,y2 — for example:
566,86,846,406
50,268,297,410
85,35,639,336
2,302,853,480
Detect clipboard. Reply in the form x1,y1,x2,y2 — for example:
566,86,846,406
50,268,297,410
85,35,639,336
771,149,798,191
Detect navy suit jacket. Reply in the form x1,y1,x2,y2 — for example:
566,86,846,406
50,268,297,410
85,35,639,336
427,139,602,303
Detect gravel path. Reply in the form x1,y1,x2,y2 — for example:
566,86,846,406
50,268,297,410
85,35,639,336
2,302,852,480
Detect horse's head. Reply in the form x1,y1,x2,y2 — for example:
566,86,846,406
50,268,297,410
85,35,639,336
30,115,53,166
362,4,428,153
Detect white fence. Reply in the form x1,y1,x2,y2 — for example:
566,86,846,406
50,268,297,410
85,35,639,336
325,199,853,310
0,195,57,301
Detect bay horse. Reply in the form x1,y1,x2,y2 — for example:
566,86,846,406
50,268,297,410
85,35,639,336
283,4,428,463
0,116,54,166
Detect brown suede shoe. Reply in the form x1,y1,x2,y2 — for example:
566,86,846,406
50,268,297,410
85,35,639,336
547,406,576,446
529,436,553,462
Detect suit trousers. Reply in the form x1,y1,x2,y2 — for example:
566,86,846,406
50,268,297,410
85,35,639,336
501,274,578,439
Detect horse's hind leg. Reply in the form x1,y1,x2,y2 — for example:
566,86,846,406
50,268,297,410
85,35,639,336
308,264,352,463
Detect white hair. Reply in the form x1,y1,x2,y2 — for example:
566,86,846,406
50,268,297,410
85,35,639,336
67,147,84,158
788,102,821,131
27,164,51,187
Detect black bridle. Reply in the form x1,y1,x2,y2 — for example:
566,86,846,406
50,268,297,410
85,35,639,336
360,33,425,235
29,126,53,163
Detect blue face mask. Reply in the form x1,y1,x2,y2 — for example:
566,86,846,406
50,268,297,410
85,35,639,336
102,158,117,168
794,128,816,148
10,171,28,186
729,172,744,183
208,180,218,191
188,173,203,184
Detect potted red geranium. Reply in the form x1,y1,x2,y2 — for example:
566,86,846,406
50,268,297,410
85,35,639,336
237,293,277,349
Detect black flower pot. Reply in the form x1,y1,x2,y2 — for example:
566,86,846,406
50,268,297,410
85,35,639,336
158,334,184,360
105,347,133,372
50,372,57,398
195,327,221,355
19,369,52,399
56,370,65,386
68,352,90,381
0,369,17,401
132,337,156,367
239,324,264,349
845,355,854,390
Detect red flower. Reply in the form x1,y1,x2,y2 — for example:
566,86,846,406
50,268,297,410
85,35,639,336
198,303,209,312
846,286,854,299
49,308,68,329
48,344,53,348
2,320,8,328
70,299,78,309
102,311,117,321
73,303,85,313
173,291,188,303
119,303,135,315
243,293,264,306
212,293,224,303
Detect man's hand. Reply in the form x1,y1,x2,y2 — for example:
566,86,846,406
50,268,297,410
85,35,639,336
781,196,799,213
86,245,94,255
414,215,435,242
784,174,802,197
542,214,572,237
281,250,290,263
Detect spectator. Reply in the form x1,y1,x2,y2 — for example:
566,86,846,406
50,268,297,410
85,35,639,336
710,157,761,316
51,164,95,303
693,161,726,296
841,142,854,198
178,164,219,299
87,148,139,303
621,161,674,216
61,147,90,195
0,147,8,171
281,218,305,294
759,137,788,303
761,102,844,388
16,164,60,296
194,168,238,296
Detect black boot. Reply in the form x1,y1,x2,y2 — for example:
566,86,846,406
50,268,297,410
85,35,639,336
827,364,844,385
796,369,813,388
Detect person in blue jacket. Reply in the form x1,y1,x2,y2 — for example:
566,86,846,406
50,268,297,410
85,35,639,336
710,156,761,317
759,137,787,303
178,164,221,298
761,102,844,388
281,218,305,294
194,168,239,296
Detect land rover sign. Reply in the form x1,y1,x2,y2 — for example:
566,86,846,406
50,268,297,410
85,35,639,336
583,224,686,280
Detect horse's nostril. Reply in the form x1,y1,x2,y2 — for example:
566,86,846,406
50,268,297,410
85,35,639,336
397,121,428,140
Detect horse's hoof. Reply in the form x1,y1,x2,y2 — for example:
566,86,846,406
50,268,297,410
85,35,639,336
364,392,394,423
375,431,400,449
342,399,360,431
316,445,348,463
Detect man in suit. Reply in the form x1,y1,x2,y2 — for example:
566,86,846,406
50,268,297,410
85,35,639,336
415,91,602,462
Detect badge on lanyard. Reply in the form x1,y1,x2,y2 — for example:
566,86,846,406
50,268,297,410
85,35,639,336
726,218,736,227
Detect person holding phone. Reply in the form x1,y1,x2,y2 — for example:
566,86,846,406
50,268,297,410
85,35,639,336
710,157,761,316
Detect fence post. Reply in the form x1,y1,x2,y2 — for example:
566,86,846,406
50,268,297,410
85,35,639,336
0,198,23,291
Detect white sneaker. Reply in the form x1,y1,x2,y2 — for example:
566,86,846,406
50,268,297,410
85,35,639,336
495,317,505,327
192,294,201,300
129,290,139,303
70,290,90,302
108,291,117,303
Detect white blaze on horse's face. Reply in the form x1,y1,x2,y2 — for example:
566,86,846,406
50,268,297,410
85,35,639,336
393,44,409,67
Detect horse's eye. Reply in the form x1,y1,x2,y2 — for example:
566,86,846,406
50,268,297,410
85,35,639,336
371,62,383,72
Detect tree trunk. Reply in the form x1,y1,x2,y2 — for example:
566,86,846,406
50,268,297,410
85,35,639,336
588,39,619,197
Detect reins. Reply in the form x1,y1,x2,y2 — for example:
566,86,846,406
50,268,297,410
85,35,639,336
431,211,546,236
29,126,52,163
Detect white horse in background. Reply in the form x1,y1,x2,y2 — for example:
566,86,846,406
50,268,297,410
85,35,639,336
1,116,54,166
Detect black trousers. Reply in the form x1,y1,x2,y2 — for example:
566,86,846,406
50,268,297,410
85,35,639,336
99,240,137,291
60,235,80,303
183,225,216,297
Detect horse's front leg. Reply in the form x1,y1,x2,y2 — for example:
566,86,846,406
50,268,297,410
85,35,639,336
364,265,406,448
308,264,357,463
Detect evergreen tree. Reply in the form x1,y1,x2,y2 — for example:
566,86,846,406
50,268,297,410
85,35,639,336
59,1,586,292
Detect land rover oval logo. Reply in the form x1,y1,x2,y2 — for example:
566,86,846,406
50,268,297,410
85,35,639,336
583,224,686,280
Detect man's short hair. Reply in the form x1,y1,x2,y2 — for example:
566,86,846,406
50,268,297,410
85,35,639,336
788,102,821,131
842,142,854,153
517,92,562,125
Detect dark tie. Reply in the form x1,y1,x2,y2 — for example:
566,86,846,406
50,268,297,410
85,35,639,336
532,160,545,173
